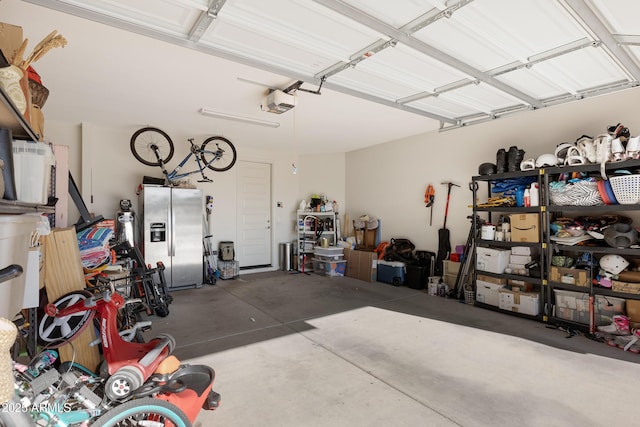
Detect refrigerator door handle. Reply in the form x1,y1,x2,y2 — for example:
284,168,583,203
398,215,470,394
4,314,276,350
169,205,176,256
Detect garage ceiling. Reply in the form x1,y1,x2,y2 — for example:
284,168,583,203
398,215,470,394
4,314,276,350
23,0,640,132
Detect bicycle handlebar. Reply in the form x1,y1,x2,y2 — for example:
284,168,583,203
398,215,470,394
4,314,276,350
0,264,23,284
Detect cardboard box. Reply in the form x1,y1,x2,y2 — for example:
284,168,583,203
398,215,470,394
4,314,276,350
626,300,640,322
475,280,504,306
549,266,588,287
0,22,23,64
509,214,539,243
510,246,539,256
508,279,534,292
443,260,461,275
612,280,640,295
476,247,510,274
476,274,507,285
444,273,457,288
509,254,533,265
499,289,540,316
344,248,377,282
354,228,377,250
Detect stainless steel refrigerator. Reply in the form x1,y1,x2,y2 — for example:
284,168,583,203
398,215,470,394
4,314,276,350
139,185,203,290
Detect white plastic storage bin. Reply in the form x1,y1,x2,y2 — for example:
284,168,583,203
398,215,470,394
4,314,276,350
12,140,55,204
313,246,344,257
0,214,41,318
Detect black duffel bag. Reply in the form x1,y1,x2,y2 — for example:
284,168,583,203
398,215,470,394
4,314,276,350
384,238,415,263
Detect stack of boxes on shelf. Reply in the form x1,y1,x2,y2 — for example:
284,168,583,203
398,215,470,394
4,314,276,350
475,245,541,316
312,246,346,277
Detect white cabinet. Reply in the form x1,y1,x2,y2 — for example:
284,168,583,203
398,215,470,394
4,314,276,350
296,210,337,272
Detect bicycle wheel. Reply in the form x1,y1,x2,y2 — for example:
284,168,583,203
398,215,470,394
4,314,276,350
38,291,95,348
200,136,237,172
131,127,174,166
92,397,192,427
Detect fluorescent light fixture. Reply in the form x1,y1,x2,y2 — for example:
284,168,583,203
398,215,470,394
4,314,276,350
199,108,280,128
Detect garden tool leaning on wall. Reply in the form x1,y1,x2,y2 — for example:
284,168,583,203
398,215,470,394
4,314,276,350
424,184,435,226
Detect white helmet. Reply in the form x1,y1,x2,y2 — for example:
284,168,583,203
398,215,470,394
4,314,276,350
611,137,626,162
564,146,585,166
576,135,596,163
594,134,613,163
535,153,558,168
554,143,574,164
599,254,629,275
520,158,536,171
626,136,640,159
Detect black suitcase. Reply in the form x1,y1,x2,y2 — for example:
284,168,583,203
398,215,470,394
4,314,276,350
406,251,435,289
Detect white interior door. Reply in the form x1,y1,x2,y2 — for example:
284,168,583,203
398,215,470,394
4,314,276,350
237,161,272,267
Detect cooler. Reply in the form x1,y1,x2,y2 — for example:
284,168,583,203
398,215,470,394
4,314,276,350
377,260,406,286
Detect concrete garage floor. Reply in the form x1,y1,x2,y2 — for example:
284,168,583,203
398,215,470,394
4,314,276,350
150,271,640,426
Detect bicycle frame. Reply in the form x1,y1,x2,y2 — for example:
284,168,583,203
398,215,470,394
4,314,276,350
154,139,221,183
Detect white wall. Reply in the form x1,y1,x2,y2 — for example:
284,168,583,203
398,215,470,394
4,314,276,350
346,86,640,254
297,153,346,234
41,121,345,270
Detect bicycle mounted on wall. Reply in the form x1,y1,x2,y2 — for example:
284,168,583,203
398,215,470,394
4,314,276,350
130,127,237,186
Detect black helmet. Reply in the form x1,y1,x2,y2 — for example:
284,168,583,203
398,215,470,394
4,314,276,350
479,162,497,175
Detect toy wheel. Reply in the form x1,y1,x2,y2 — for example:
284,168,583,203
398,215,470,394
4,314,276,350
201,136,237,172
130,127,174,166
105,366,144,401
38,291,95,348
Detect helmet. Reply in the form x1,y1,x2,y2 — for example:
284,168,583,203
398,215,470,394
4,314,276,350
626,136,640,159
554,143,574,164
604,223,638,248
564,146,585,166
520,158,535,171
611,137,627,161
608,123,630,139
535,154,558,168
599,254,629,275
478,162,497,175
576,135,596,163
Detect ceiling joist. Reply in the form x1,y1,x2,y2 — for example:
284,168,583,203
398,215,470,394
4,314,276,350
21,0,640,129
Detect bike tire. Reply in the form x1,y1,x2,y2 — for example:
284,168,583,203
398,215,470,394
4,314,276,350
91,397,192,427
200,136,237,172
130,127,174,166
